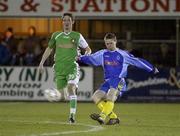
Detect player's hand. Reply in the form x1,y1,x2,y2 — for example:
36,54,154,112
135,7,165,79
84,51,91,56
38,63,44,74
153,67,159,74
75,56,81,61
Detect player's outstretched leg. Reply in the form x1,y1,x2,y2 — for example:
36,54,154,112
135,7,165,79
99,101,114,122
90,101,119,125
99,88,118,124
97,100,118,119
89,101,114,125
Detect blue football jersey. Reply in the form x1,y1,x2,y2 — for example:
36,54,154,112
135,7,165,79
80,49,154,80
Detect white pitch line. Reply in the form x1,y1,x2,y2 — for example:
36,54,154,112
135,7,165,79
1,120,104,136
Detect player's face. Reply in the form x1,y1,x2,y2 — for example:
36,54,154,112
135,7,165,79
62,16,74,32
28,28,35,36
5,31,12,38
104,39,117,51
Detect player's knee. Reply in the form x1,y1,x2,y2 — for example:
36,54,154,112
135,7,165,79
92,94,100,104
92,90,105,104
67,84,77,95
106,88,118,102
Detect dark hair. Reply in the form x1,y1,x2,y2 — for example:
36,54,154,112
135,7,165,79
6,27,13,33
62,13,74,21
104,33,116,40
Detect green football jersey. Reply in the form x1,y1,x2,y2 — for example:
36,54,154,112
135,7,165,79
48,31,80,75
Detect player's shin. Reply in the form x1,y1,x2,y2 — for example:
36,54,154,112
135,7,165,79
97,100,117,118
69,95,77,119
92,90,106,111
97,101,106,111
109,111,117,119
100,88,117,120
67,84,77,122
100,100,114,120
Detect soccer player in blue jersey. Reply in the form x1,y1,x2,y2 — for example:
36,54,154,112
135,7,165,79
78,33,158,125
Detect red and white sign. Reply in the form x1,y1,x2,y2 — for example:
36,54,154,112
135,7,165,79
0,0,179,18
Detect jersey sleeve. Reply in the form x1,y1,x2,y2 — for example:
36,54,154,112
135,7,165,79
79,50,104,66
48,32,58,49
78,34,88,48
122,50,154,72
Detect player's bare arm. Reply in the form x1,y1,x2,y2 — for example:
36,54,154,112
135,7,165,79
38,47,53,73
84,46,92,55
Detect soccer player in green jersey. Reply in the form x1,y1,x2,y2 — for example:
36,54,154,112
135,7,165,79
38,13,91,123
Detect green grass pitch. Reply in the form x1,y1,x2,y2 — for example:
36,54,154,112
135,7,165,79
0,102,180,136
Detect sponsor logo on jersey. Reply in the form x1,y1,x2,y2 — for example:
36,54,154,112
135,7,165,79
63,36,70,39
104,55,110,57
57,44,74,48
104,60,119,66
117,56,121,60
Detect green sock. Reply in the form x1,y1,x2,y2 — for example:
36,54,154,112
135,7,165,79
69,95,77,118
